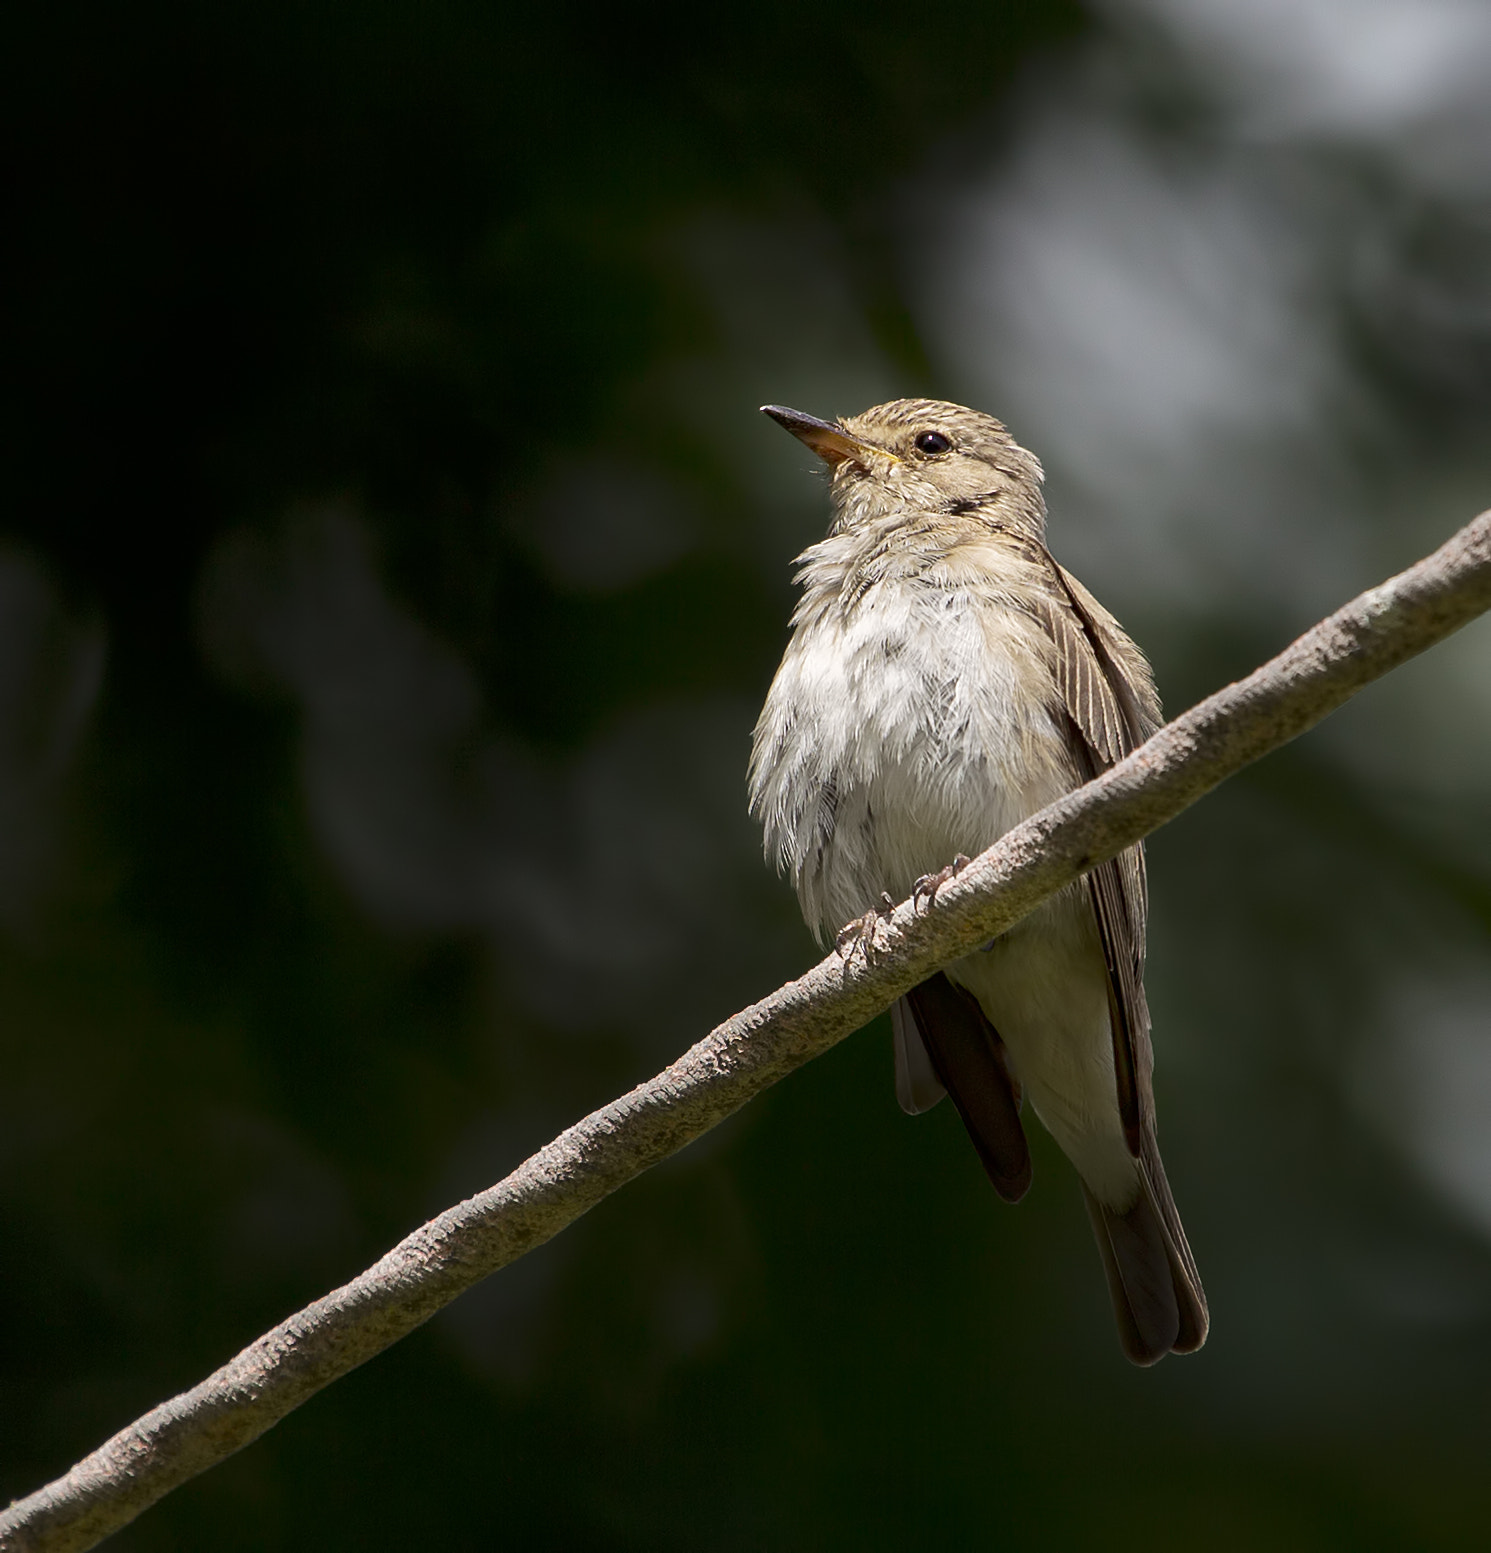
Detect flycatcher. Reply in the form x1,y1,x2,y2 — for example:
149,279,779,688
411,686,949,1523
749,397,1207,1365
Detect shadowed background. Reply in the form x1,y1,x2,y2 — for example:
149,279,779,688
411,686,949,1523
5,0,1491,1546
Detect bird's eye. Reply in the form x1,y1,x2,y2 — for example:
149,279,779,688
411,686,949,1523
914,430,952,455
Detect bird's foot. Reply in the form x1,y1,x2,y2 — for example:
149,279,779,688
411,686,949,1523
835,893,897,961
913,854,972,913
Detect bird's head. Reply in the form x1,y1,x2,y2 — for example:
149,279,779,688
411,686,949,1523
761,397,1045,535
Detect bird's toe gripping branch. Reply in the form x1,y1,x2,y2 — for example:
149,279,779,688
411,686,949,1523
834,892,897,961
912,853,972,913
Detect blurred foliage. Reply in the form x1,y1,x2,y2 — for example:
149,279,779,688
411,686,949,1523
5,0,1491,1548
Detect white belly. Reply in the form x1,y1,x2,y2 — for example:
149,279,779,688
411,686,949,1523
949,914,1137,1207
751,571,1139,1208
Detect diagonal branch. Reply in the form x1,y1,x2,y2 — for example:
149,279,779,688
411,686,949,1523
4,510,1490,1553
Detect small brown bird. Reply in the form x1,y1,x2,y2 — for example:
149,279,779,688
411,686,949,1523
749,398,1207,1364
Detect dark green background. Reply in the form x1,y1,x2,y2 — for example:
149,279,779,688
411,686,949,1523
6,1,1491,1547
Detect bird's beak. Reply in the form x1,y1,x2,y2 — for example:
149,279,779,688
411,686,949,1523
760,404,893,468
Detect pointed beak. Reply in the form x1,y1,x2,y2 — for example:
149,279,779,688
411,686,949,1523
760,404,890,468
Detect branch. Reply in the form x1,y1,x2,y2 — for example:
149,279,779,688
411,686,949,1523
5,511,1490,1553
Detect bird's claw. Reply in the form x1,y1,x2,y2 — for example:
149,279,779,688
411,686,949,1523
835,893,897,961
913,854,972,913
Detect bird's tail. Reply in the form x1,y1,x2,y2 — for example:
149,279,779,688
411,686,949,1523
1082,1136,1207,1366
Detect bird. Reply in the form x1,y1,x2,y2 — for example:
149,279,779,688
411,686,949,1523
748,397,1207,1365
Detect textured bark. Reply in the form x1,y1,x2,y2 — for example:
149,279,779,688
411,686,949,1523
4,510,1489,1553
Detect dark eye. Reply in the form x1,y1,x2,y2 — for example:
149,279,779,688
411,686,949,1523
914,430,952,455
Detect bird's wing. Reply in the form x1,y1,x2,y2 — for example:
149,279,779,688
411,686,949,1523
1042,561,1163,761
1033,554,1162,1158
1038,554,1208,1358
898,973,1031,1204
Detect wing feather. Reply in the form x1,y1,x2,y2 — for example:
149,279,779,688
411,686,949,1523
1030,549,1162,1159
903,974,1031,1204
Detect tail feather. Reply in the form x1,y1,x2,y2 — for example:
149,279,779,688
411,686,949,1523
1141,1130,1208,1354
1082,1146,1208,1365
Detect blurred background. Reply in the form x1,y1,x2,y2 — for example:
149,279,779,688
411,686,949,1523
5,0,1491,1546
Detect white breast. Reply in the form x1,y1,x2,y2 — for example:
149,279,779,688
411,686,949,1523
749,564,1072,943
